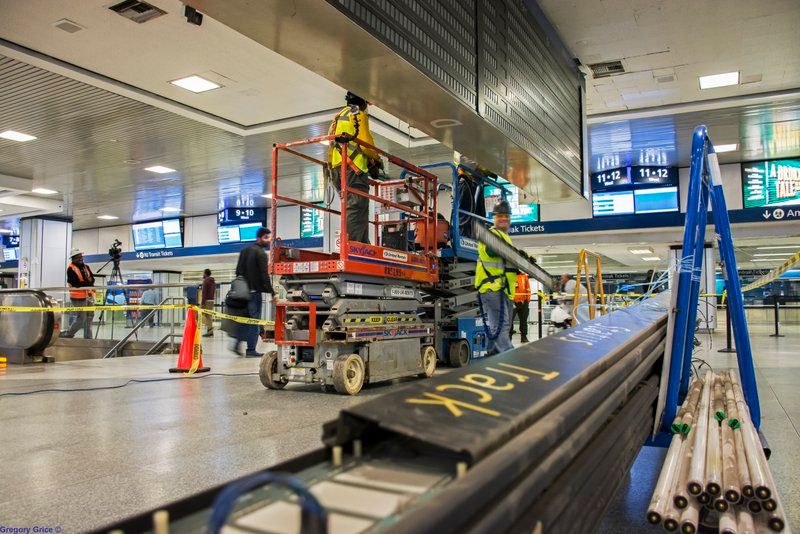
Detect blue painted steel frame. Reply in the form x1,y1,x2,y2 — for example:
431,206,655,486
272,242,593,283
662,126,760,432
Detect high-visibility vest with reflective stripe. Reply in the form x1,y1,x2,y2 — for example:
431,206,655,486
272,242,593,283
68,263,93,300
514,273,531,302
475,227,516,299
328,106,369,173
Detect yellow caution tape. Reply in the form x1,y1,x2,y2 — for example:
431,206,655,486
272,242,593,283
0,303,275,327
741,250,800,292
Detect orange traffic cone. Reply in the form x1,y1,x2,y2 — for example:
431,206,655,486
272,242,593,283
170,308,210,374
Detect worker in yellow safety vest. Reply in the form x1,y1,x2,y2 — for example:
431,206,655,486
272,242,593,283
475,200,517,355
328,91,382,244
61,248,96,339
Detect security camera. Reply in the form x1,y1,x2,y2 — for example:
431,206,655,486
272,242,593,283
184,5,203,26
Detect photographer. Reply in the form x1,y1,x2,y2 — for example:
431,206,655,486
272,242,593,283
61,248,95,339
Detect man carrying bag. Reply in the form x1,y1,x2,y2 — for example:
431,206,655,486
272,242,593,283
226,227,274,357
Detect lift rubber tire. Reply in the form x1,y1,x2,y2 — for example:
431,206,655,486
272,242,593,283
332,354,366,395
259,350,286,390
448,339,470,367
419,345,437,378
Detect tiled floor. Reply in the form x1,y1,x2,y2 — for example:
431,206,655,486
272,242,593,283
0,323,796,532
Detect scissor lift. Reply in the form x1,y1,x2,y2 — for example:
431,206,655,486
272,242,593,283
260,134,440,394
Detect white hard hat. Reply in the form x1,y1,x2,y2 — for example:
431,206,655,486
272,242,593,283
550,306,571,325
70,248,83,258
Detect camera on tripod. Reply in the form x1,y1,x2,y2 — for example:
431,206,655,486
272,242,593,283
109,239,122,261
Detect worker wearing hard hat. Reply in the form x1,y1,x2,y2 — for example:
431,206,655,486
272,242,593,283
61,248,95,339
475,200,517,356
328,91,382,244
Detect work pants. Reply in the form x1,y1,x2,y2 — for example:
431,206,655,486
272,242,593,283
482,289,514,356
202,300,214,333
334,168,370,244
66,298,94,339
237,292,263,352
512,300,530,337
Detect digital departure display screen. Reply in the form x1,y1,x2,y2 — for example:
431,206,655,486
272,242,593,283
300,205,324,238
218,208,267,224
2,236,19,247
217,207,266,244
742,159,800,208
591,165,679,217
483,180,540,224
593,190,635,217
131,219,183,251
2,247,18,261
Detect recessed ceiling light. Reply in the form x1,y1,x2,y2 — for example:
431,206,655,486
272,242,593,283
97,215,119,220
699,71,739,90
31,188,58,195
714,143,738,153
642,256,661,261
161,207,181,212
0,130,37,142
262,193,273,199
145,165,176,174
629,247,654,255
755,245,799,250
170,75,221,93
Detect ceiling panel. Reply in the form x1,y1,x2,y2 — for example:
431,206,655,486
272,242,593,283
539,0,800,115
0,53,453,230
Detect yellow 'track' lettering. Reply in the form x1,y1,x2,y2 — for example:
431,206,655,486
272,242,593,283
406,393,501,417
460,374,514,391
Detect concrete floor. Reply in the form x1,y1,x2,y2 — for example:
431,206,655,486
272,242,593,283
0,324,797,532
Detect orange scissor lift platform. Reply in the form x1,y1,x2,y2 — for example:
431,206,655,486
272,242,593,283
261,134,440,394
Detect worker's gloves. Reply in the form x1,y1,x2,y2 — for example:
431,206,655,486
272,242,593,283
334,134,354,145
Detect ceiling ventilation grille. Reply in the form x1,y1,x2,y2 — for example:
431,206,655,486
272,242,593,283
54,19,85,33
588,60,625,78
108,0,166,24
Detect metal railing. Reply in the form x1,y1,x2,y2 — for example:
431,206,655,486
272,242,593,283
103,297,186,358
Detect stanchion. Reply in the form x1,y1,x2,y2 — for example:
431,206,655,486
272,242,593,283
537,294,543,339
769,296,783,338
718,305,736,353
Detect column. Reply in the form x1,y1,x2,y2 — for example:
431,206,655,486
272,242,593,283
18,216,72,289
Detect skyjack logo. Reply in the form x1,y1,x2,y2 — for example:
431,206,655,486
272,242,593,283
348,244,376,257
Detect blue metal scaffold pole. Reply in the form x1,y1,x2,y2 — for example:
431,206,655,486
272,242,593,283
661,125,761,432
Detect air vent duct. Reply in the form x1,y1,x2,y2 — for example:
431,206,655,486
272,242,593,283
109,0,166,24
588,60,625,78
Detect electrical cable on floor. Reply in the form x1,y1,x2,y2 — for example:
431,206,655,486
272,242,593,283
0,371,259,398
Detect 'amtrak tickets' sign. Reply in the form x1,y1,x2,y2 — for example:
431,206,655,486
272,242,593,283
508,207,800,236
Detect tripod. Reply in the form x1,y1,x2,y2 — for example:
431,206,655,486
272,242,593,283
93,255,132,340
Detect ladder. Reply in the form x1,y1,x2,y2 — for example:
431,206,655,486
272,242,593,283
661,125,760,432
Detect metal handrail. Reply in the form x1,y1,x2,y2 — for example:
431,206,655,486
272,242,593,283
102,297,187,358
0,283,192,293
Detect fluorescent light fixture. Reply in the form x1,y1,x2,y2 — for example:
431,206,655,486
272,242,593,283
699,71,739,90
642,256,661,261
541,260,577,265
97,215,119,220
161,207,181,212
756,245,800,250
0,130,37,142
319,140,330,146
170,75,221,93
714,143,738,153
31,188,58,195
753,253,792,257
145,165,176,174
0,229,11,234
629,247,654,255
752,259,782,262
262,193,273,199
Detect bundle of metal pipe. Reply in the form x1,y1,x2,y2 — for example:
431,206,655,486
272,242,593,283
647,371,790,533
